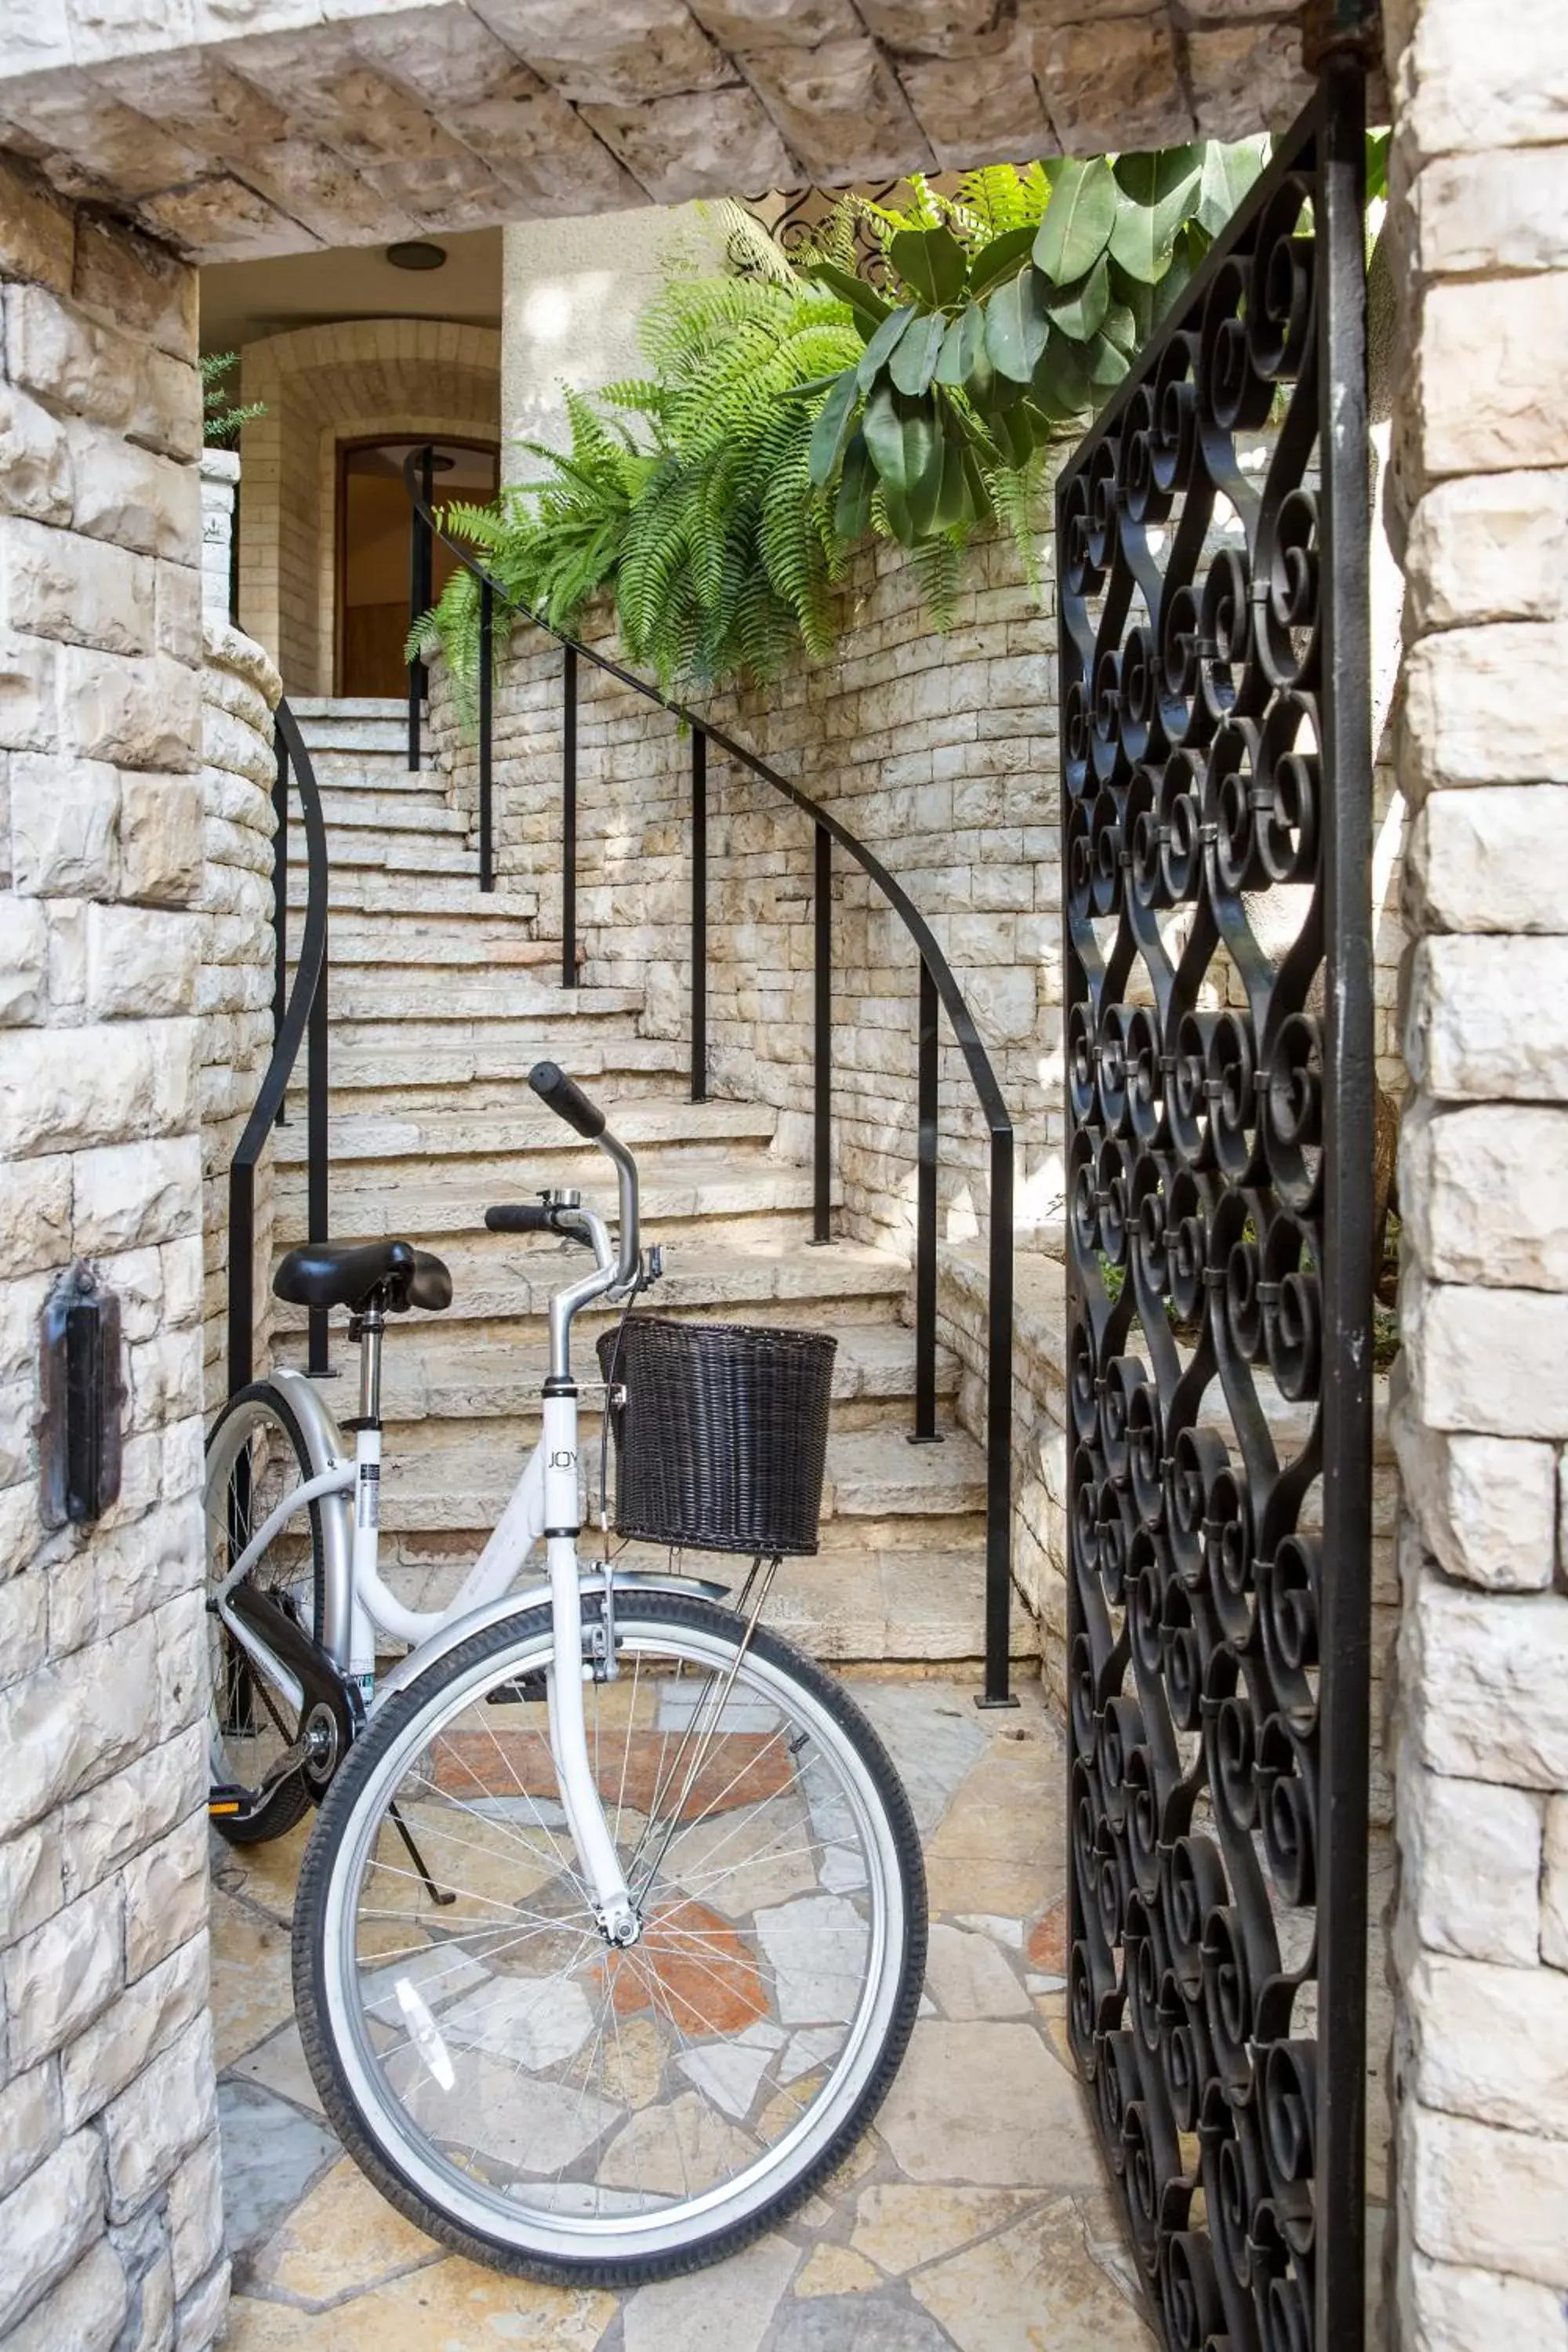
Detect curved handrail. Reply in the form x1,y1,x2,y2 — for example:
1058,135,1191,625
227,695,330,1393
403,456,1013,1145
404,451,1018,1704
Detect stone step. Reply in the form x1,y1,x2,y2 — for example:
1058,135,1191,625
369,1422,987,1537
271,1097,776,1168
274,1160,831,1251
289,696,408,721
292,713,410,755
310,1033,683,1095
300,1320,953,1430
316,976,642,1021
322,1007,645,1057
290,926,554,969
288,874,538,919
324,836,484,877
270,1238,908,1336
303,757,434,790
319,793,465,833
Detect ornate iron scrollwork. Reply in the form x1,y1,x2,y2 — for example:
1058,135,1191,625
1057,79,1374,2352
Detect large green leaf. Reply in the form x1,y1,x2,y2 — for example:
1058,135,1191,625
1045,253,1110,343
804,260,892,331
888,223,968,309
889,310,947,396
1101,300,1138,357
857,303,915,393
1087,332,1131,390
1107,256,1155,343
1030,332,1094,422
932,421,973,532
835,431,874,540
1033,158,1117,285
1109,144,1204,283
1195,137,1269,238
966,223,1038,299
985,267,1051,383
808,368,861,488
862,379,940,499
987,397,1039,467
835,432,873,540
935,303,986,387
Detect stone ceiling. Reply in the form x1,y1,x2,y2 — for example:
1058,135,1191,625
1,0,1317,263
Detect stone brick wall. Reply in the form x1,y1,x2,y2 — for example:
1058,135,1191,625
0,158,226,2350
1384,5,1568,2340
197,618,280,1416
236,318,500,695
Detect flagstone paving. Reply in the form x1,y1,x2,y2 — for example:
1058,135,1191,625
210,1676,1157,2352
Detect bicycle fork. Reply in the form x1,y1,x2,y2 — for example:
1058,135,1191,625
541,1390,639,1947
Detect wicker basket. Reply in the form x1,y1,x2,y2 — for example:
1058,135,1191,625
596,1317,837,1556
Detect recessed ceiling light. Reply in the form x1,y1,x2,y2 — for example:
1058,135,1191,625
387,241,447,272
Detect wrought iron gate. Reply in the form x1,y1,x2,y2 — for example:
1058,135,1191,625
1056,70,1374,2352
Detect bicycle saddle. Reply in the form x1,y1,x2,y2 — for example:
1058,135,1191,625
272,1239,452,1315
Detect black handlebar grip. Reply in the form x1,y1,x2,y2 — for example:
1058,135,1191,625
484,1203,554,1232
528,1061,607,1141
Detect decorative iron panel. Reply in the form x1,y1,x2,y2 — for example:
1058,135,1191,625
1056,74,1374,2352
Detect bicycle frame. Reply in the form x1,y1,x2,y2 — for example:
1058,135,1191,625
215,1086,716,1946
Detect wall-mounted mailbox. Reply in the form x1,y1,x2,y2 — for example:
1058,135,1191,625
40,1262,124,1527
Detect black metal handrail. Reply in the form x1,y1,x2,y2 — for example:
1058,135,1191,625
227,696,331,1392
405,450,1019,1704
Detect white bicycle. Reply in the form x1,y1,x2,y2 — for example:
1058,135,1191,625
204,1061,926,2284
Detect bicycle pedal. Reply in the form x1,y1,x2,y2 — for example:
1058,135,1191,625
486,1671,548,1704
208,1784,254,1820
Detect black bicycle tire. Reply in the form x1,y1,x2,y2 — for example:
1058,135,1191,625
204,1379,326,1847
292,1590,927,2287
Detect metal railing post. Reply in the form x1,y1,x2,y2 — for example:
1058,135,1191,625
911,959,940,1442
227,1161,254,1397
691,728,707,1103
408,445,434,771
812,823,831,1243
306,924,331,1378
978,1124,1016,1706
562,645,577,988
478,577,495,892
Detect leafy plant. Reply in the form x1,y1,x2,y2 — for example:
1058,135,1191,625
803,146,1266,547
200,350,266,445
416,145,1268,703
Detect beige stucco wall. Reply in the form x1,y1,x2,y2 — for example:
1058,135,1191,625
236,318,500,695
502,203,728,469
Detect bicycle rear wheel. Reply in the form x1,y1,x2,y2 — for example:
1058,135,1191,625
292,1589,925,2285
204,1381,326,1846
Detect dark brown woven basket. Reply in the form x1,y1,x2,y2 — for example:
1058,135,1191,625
596,1317,837,1557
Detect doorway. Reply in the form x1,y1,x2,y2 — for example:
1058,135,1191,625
335,436,499,698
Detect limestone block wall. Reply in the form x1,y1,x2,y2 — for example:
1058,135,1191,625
429,525,1069,1261
236,318,500,696
196,620,280,1415
1384,5,1568,2339
0,158,226,2351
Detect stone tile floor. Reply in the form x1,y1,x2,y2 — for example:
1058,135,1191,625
209,1675,1156,2352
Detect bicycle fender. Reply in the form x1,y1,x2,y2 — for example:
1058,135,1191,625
370,1567,732,1710
270,1364,356,1661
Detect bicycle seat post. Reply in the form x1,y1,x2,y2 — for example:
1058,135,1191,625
350,1297,386,1428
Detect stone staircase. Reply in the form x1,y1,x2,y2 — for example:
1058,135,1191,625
273,698,1032,1671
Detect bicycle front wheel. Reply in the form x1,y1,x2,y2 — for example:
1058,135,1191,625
293,1590,925,2285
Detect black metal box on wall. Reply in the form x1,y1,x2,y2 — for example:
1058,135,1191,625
39,1261,124,1527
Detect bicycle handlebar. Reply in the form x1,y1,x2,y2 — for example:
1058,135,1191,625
529,1061,605,1140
